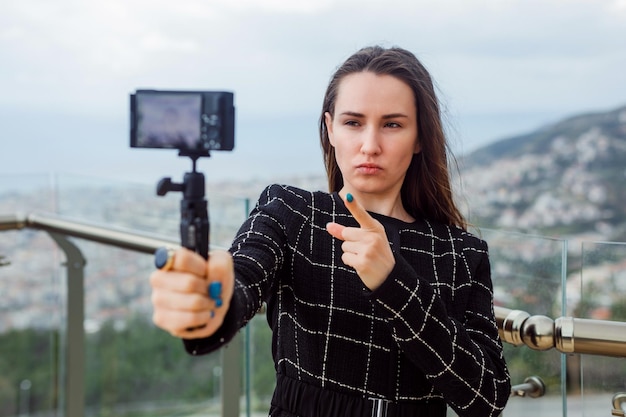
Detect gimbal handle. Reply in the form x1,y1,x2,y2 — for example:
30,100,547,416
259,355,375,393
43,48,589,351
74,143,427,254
156,158,209,259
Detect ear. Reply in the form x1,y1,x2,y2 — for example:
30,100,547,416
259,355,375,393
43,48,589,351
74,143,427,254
324,112,335,146
413,138,421,154
413,136,422,155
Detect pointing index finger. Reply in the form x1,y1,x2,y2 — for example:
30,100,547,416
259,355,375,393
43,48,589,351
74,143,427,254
344,193,379,230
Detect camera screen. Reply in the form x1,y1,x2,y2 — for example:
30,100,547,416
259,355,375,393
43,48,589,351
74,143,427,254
134,93,202,150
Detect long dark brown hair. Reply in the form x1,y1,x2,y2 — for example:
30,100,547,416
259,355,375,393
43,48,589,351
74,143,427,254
319,45,467,230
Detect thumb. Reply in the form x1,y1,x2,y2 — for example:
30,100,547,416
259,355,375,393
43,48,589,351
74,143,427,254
206,249,234,305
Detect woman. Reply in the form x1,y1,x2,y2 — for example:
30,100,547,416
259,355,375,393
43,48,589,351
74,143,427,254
150,45,511,416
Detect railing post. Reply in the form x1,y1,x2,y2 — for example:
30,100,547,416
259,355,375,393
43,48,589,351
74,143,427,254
48,232,85,417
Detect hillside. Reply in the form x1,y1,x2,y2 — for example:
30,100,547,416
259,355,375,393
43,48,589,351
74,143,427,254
458,104,626,242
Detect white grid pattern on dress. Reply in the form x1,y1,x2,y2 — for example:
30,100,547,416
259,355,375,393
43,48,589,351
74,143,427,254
186,184,510,416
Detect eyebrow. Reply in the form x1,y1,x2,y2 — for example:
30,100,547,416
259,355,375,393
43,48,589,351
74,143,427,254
338,111,410,119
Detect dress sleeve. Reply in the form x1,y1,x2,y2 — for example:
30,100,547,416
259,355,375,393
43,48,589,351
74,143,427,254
369,243,511,416
183,184,287,355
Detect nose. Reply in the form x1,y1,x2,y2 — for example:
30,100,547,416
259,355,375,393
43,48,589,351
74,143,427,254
360,126,381,155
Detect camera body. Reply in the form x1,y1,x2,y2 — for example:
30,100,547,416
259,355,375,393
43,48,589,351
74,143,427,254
130,89,235,156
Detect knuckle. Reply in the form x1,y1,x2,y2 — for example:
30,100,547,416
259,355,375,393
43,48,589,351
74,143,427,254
177,247,192,259
190,294,208,311
149,271,164,286
179,275,200,292
341,253,350,265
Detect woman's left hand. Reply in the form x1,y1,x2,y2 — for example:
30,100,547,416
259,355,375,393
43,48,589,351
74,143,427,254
326,194,395,291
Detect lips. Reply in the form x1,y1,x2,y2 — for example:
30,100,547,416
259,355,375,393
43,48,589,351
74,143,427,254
356,163,382,174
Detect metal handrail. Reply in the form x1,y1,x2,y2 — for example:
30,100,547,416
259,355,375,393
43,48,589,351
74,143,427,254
495,306,626,357
613,392,626,416
510,376,546,398
0,212,179,253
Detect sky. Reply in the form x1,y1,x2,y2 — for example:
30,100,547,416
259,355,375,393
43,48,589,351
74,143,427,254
1,0,625,186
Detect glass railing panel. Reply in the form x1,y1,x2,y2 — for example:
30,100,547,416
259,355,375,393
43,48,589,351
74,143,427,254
0,174,252,416
0,174,63,416
479,228,568,416
78,240,223,416
578,241,626,417
0,229,62,417
244,311,275,416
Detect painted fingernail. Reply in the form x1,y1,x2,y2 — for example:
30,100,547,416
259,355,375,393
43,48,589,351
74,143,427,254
208,282,223,307
346,193,353,203
209,281,222,298
210,311,215,318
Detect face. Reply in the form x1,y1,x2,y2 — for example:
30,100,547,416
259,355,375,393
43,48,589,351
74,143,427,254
325,71,420,201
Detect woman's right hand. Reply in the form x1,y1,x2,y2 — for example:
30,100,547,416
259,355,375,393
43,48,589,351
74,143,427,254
150,248,234,339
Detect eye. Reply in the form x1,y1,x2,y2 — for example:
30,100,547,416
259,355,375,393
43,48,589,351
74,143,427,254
344,120,360,127
385,122,401,128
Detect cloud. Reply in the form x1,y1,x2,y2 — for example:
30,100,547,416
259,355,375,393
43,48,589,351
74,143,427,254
3,0,624,110
220,0,336,13
1,0,625,168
